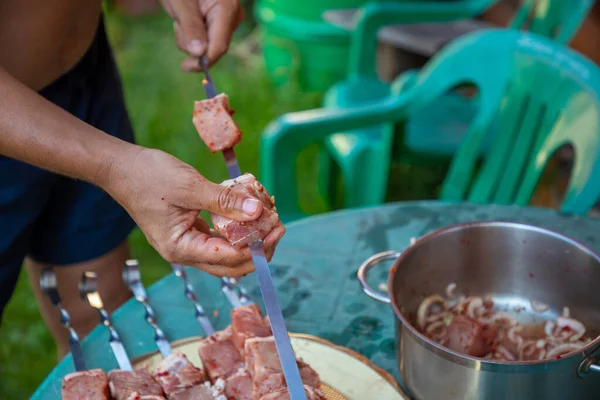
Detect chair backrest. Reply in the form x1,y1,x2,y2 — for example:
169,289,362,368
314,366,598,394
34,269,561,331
408,29,600,213
509,0,595,44
348,0,594,80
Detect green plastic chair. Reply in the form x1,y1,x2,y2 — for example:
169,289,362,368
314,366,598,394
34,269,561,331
318,0,595,209
261,29,600,222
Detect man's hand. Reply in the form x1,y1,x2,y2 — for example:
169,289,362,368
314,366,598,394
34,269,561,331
160,0,245,70
106,148,285,277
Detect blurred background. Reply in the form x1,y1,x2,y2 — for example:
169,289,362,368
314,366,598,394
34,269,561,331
1,0,599,398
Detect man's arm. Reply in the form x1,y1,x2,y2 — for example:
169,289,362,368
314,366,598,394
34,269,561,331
0,65,284,277
0,65,138,189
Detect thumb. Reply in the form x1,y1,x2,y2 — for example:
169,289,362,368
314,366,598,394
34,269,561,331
188,180,263,221
173,2,208,57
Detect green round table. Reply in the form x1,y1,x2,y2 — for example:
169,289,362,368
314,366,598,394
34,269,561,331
31,201,600,399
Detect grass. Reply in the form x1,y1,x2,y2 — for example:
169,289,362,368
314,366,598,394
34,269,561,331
0,8,445,399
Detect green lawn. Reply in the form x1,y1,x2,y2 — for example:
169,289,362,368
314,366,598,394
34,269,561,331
0,8,443,399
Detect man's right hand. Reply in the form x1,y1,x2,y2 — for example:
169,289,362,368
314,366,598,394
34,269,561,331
104,148,285,277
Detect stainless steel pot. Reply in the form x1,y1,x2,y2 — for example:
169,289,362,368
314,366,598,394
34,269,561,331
358,221,600,400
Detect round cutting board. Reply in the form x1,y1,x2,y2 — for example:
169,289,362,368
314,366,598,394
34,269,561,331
132,333,410,400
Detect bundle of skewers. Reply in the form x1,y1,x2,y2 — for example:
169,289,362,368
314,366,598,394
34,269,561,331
43,261,325,400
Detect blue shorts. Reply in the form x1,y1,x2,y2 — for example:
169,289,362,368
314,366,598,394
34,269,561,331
0,18,137,318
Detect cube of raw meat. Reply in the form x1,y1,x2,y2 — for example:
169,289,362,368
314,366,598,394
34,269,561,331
192,93,242,153
223,369,253,400
446,315,498,357
231,304,272,351
61,369,110,400
245,336,322,399
198,326,245,382
169,384,214,400
152,353,206,396
258,385,326,400
108,369,165,400
210,173,281,249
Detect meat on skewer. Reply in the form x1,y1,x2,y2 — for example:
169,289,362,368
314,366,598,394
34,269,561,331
210,173,281,249
61,369,110,400
151,352,211,399
192,93,242,153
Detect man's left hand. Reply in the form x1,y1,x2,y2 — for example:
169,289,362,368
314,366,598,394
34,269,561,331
160,0,245,70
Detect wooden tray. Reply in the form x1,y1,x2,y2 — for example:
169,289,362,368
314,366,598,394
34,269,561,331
132,333,410,400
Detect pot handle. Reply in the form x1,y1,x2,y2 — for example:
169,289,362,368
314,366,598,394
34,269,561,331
578,356,600,377
357,251,402,304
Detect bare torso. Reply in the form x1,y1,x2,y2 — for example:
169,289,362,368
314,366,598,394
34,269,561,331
0,0,103,91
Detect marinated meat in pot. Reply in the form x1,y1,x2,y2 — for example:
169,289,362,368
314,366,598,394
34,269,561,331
446,315,498,357
152,352,206,396
210,173,281,249
198,326,245,382
108,369,165,400
168,383,214,400
61,369,110,400
192,93,242,153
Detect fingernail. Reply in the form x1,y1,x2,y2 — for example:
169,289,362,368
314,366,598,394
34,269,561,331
242,198,260,215
188,40,204,55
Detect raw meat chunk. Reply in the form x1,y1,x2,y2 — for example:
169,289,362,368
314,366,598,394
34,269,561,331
446,315,498,357
223,368,253,400
152,353,205,396
210,173,280,249
231,304,272,351
61,369,110,400
192,93,242,153
108,369,165,400
198,326,245,382
258,385,326,400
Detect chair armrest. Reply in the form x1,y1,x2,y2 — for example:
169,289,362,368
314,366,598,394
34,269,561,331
259,90,416,218
349,0,499,79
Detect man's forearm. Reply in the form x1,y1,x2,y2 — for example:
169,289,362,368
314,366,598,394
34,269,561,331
0,66,140,190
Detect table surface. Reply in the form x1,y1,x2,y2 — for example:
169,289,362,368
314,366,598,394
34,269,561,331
32,201,600,399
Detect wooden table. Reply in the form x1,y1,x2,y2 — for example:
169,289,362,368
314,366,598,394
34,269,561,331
32,201,600,399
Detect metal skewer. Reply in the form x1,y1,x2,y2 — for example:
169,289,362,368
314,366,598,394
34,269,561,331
123,260,172,358
170,263,215,336
79,271,133,371
40,268,86,372
229,277,253,306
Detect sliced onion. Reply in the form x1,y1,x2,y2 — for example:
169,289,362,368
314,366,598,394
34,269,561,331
556,316,586,342
546,342,585,359
445,282,457,299
530,299,550,313
417,295,448,329
562,307,570,318
545,321,556,337
496,345,517,361
507,325,524,345
466,297,485,319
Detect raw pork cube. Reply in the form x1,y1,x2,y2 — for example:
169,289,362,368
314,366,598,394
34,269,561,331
446,315,498,357
258,385,326,400
245,336,322,399
61,369,110,400
223,369,253,400
197,326,245,382
210,173,280,249
231,304,272,351
192,93,242,153
152,352,206,396
169,384,214,400
108,369,165,400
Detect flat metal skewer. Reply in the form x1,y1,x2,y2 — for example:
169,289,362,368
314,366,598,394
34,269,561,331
79,271,133,371
170,263,215,336
123,260,172,358
40,268,86,372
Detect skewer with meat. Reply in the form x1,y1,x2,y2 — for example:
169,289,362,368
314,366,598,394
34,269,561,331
192,93,242,153
210,173,281,249
108,369,166,400
61,369,111,400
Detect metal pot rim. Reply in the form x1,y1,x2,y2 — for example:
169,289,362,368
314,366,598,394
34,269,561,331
387,220,600,368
